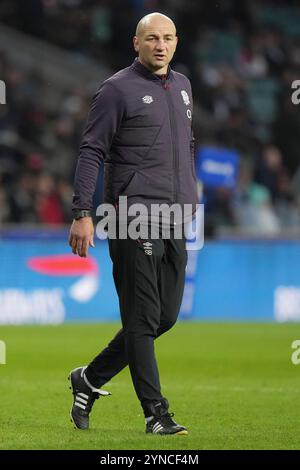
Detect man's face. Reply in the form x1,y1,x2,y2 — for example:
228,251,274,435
133,18,178,74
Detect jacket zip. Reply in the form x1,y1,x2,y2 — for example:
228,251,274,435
161,75,179,204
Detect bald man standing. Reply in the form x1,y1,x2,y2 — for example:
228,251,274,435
68,13,198,435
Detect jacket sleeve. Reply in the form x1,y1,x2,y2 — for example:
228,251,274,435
72,81,125,211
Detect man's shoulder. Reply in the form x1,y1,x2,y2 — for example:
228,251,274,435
103,65,135,91
171,69,192,89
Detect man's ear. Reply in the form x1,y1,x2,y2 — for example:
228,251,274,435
133,36,139,52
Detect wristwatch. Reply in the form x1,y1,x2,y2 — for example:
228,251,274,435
73,209,92,220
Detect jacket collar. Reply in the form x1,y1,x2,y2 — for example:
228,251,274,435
131,57,173,81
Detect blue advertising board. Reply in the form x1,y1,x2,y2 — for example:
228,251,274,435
0,239,119,323
0,235,300,323
196,146,240,189
189,240,300,322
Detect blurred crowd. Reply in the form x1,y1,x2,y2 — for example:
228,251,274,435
0,0,300,235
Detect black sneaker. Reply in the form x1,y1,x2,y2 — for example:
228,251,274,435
145,398,188,435
68,366,111,430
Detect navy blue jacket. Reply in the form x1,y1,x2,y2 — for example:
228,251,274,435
72,58,198,220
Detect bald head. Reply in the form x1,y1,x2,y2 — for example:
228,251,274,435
135,12,176,37
133,12,178,75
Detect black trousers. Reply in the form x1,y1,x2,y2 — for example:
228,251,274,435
85,229,187,412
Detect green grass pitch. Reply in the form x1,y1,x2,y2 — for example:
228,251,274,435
0,322,299,450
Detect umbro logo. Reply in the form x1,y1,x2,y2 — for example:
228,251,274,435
142,95,153,104
142,241,153,255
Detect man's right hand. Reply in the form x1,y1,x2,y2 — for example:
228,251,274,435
68,217,95,257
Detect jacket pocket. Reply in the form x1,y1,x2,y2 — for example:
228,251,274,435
118,172,137,196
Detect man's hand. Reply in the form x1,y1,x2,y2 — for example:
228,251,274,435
68,217,95,257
